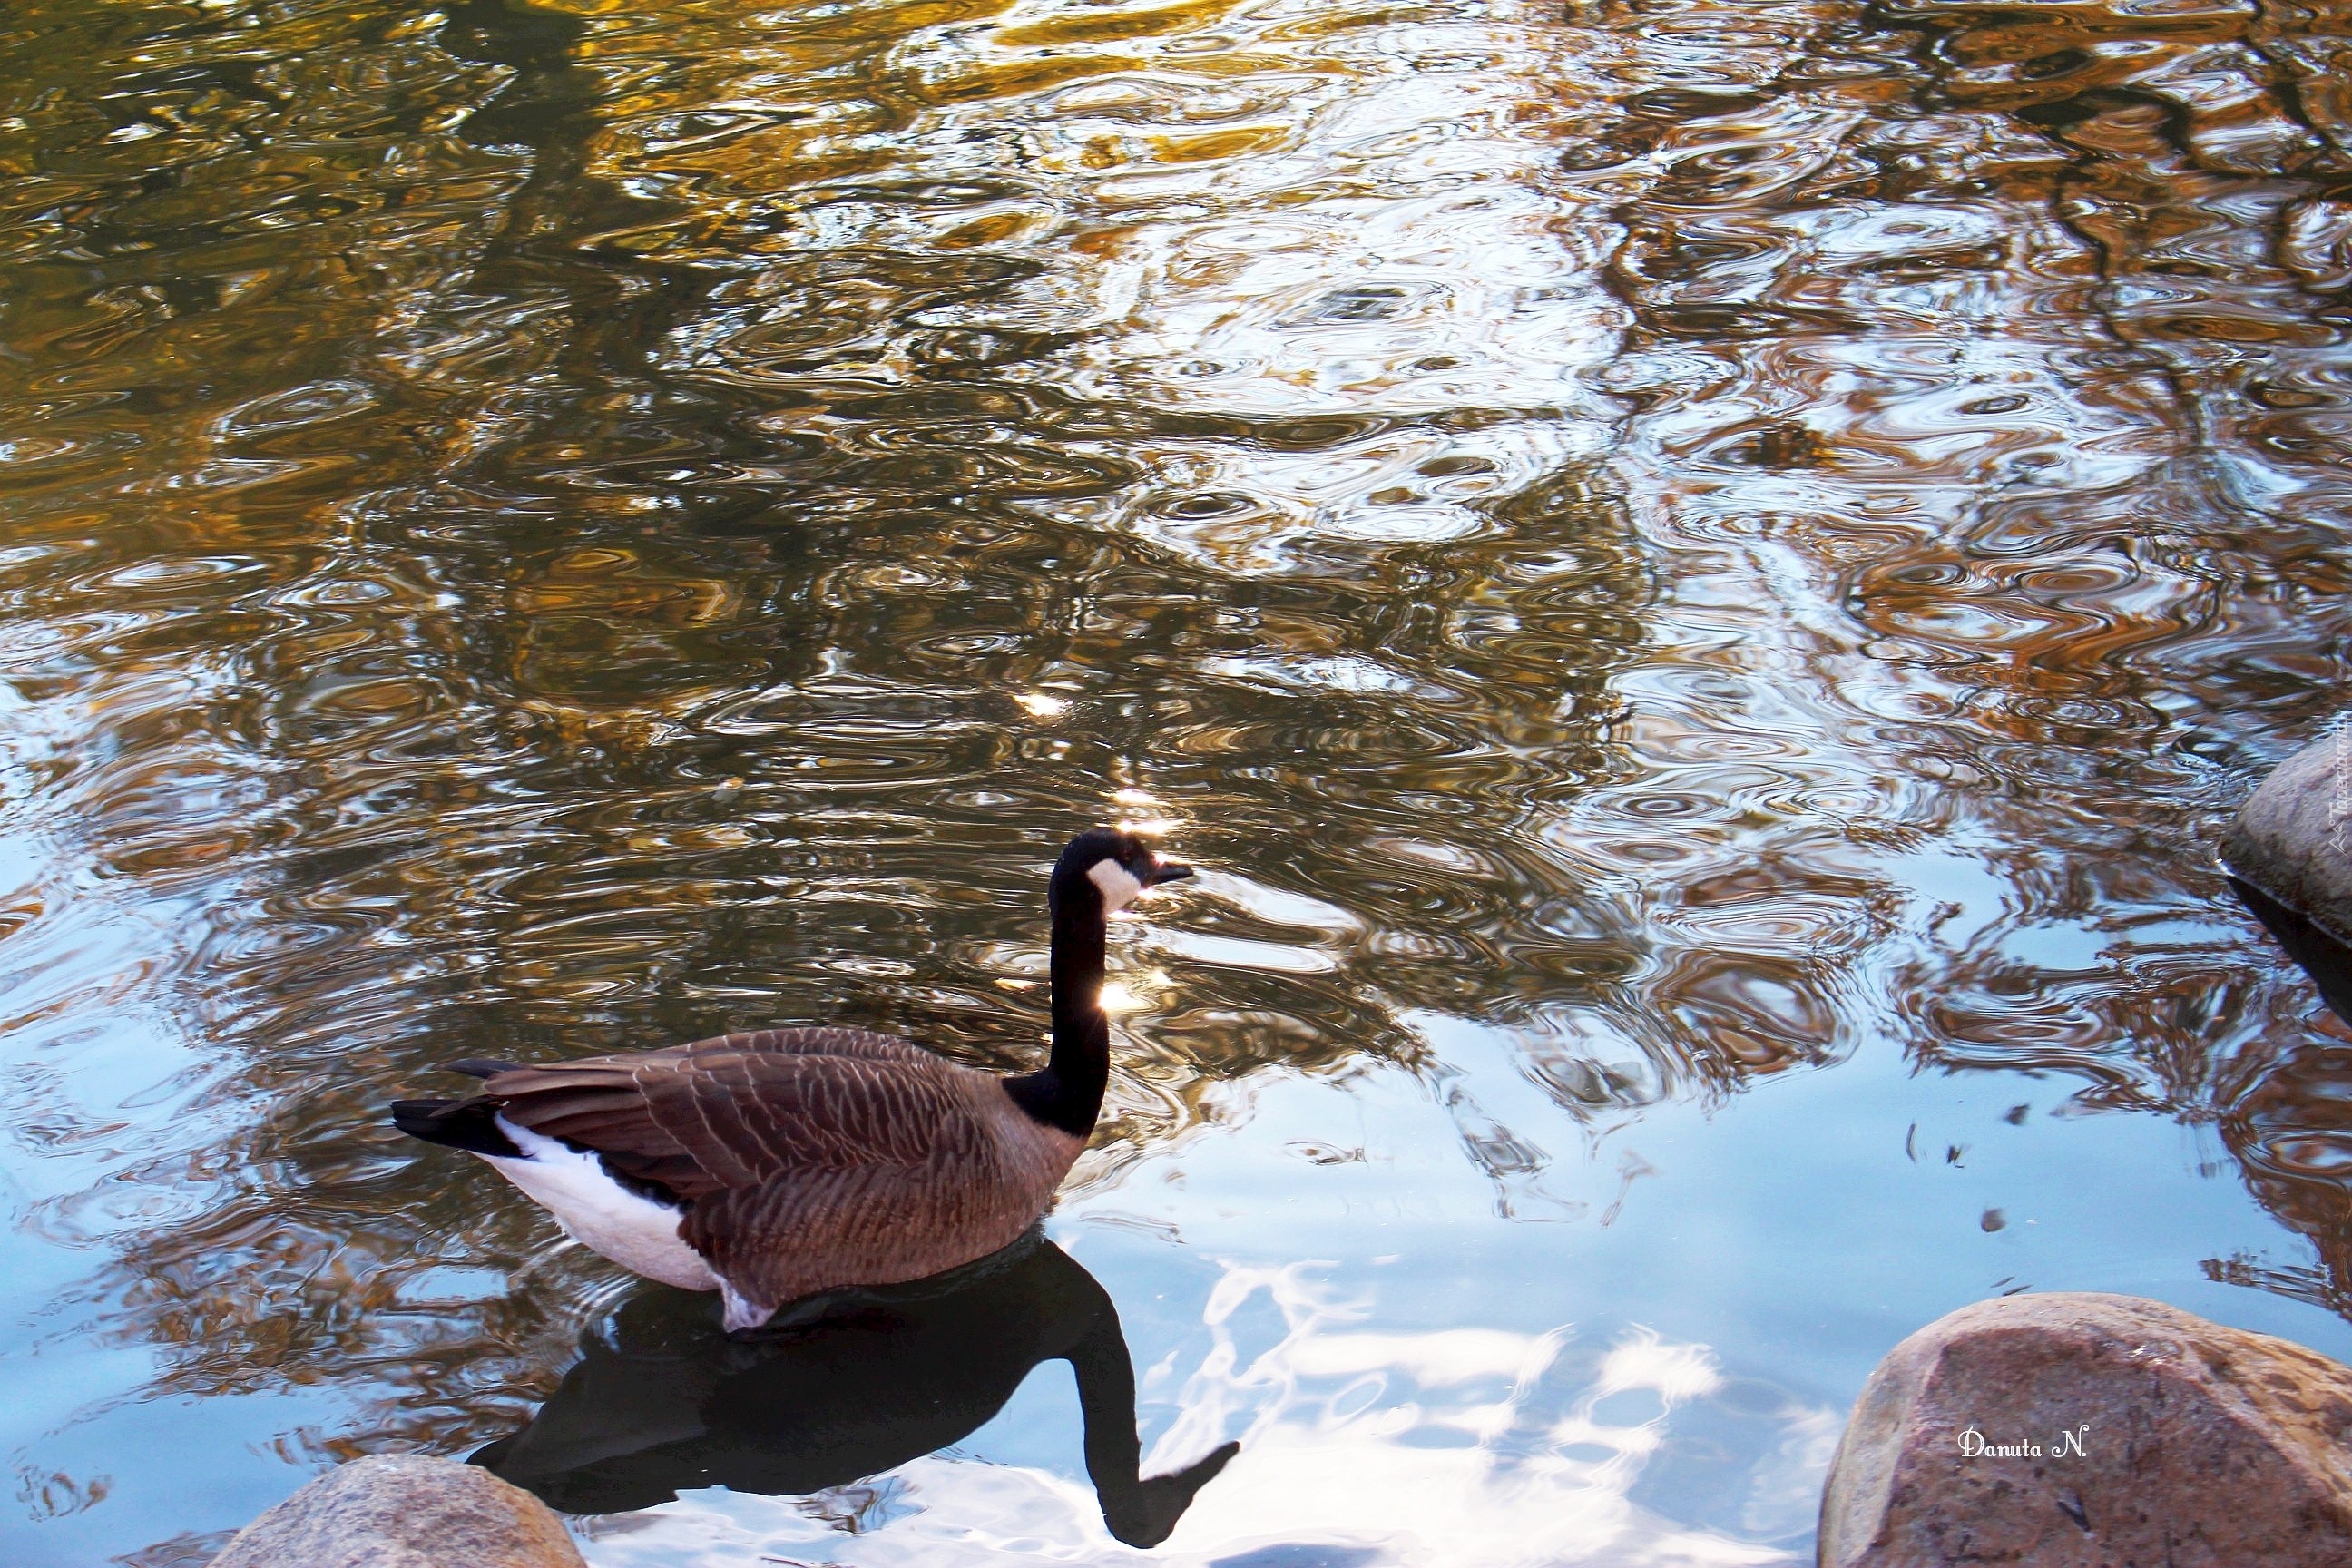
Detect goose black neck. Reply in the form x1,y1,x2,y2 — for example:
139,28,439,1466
1006,880,1110,1137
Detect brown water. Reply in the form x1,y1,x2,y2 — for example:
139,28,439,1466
5,0,2352,1562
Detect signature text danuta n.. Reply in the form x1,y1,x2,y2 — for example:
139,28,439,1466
1956,1424,2089,1459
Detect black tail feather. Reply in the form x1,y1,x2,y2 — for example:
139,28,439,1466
391,1096,522,1157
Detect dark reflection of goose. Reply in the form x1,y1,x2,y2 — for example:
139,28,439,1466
469,1231,1239,1548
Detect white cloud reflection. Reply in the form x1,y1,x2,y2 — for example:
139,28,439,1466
575,1261,1825,1568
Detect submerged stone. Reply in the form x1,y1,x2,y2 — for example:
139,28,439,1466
207,1453,584,1568
1819,1292,2352,1567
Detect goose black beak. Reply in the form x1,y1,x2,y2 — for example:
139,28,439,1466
1147,861,1194,886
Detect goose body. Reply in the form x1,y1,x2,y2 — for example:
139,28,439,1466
392,828,1189,1332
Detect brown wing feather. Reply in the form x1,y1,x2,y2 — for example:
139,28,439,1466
720,1027,942,1063
482,1033,994,1199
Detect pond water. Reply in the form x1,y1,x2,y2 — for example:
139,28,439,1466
5,0,2352,1562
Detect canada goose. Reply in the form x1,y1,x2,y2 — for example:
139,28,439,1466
390,826,1191,1332
471,1231,1239,1547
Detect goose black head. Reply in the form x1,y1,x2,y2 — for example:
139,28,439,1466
1052,826,1192,916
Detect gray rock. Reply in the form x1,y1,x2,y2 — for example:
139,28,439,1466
2225,725,2352,945
1819,1292,2352,1567
207,1453,585,1568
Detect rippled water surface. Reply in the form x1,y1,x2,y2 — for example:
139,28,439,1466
6,0,2352,1561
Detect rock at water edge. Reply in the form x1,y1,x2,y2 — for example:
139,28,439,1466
207,1452,586,1568
2225,724,2352,946
1820,1290,2352,1567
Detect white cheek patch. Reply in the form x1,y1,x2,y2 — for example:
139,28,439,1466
482,1115,720,1292
1088,858,1147,912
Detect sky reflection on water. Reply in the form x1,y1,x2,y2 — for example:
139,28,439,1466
4,0,2352,1561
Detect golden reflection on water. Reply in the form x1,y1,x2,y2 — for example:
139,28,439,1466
4,0,2352,1558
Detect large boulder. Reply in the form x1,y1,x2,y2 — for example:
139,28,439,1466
207,1453,585,1568
2226,726,2352,946
1819,1292,2352,1567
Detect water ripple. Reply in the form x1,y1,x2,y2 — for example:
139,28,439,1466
7,0,2352,1557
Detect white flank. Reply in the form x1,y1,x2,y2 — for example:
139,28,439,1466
1087,858,1146,912
481,1115,720,1291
